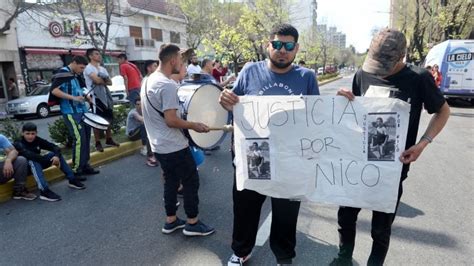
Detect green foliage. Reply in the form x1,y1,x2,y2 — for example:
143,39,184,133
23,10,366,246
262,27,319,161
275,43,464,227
0,118,22,142
317,73,339,82
48,118,70,146
393,0,473,62
111,105,128,134
170,0,220,49
187,0,291,69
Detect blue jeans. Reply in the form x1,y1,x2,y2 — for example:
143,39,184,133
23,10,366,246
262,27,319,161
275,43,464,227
127,88,140,107
29,152,75,191
128,125,152,157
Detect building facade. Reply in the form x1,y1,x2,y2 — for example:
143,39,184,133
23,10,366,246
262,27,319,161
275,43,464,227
2,0,186,96
0,1,23,102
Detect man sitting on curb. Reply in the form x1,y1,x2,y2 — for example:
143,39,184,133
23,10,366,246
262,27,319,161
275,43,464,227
126,97,157,167
0,134,37,201
14,122,86,202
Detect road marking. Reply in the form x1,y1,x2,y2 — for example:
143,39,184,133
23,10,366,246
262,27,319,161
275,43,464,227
255,211,272,246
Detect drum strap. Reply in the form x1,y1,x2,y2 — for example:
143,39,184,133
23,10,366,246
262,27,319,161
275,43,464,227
144,78,165,118
144,78,193,145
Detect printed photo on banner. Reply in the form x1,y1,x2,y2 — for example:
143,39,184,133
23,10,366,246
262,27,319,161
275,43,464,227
367,112,397,161
246,138,271,180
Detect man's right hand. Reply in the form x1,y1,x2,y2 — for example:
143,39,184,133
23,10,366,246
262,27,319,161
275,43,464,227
337,88,355,101
191,122,210,133
219,89,239,111
73,95,85,103
3,160,14,178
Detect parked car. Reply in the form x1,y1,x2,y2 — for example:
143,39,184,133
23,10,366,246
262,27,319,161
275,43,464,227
317,67,324,75
6,84,60,119
108,75,129,105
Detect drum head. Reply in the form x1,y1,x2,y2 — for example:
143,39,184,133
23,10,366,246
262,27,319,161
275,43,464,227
181,83,229,149
83,113,110,130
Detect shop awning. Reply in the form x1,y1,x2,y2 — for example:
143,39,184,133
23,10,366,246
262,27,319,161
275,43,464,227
71,49,124,56
23,48,69,55
23,47,124,56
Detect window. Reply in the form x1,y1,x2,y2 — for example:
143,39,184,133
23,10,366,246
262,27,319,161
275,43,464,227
151,28,163,42
129,26,143,39
170,31,180,44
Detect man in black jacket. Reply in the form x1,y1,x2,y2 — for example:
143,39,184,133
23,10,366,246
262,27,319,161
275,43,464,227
14,122,86,202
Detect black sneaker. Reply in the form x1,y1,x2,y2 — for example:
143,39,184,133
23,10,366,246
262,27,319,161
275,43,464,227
183,220,215,236
105,138,120,147
76,175,87,181
329,257,353,266
82,167,100,175
12,187,37,201
39,189,61,202
95,141,104,152
69,179,86,190
162,217,186,234
276,258,293,266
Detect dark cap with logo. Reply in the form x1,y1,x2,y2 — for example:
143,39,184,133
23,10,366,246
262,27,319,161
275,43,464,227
362,28,407,76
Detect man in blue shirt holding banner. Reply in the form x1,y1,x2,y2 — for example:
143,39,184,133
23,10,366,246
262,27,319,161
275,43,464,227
220,23,319,265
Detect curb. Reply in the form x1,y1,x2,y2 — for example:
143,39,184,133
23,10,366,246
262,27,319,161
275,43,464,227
318,75,343,86
0,140,142,203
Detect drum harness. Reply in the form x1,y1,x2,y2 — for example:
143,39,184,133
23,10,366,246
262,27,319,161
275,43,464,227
144,78,194,146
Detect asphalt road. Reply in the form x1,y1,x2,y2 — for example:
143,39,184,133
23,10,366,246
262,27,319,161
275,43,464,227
0,74,473,265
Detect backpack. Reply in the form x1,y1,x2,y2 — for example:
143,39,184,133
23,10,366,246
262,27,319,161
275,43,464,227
48,67,86,107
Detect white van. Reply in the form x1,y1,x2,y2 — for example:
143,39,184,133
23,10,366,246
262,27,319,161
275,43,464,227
424,40,474,101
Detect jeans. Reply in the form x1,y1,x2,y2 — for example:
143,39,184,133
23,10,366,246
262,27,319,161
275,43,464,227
28,152,75,191
128,125,152,157
155,147,199,218
231,176,300,262
127,88,140,107
336,181,404,266
0,156,28,191
230,150,300,262
63,113,91,173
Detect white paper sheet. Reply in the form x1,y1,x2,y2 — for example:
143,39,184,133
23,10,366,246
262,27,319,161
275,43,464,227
233,96,410,213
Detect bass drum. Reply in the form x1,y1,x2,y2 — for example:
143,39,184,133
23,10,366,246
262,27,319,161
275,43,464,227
178,82,230,150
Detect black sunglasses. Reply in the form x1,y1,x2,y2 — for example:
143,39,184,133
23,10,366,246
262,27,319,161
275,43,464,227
271,41,296,51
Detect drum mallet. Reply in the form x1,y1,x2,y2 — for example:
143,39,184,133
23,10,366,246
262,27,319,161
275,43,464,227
209,125,234,132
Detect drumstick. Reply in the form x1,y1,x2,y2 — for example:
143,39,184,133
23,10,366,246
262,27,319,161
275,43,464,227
209,125,233,132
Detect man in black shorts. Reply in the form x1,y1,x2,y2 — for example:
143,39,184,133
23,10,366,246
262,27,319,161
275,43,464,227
84,48,120,152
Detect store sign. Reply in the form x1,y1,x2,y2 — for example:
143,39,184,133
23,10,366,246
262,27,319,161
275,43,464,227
48,19,104,45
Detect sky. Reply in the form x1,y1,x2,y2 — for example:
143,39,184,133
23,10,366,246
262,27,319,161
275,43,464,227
316,0,391,53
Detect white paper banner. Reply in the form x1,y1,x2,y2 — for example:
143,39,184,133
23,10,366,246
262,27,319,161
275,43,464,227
233,96,410,213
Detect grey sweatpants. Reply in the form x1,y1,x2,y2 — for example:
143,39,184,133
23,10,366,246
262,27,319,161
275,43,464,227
0,156,28,191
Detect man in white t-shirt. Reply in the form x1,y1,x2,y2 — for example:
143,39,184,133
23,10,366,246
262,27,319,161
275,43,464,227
84,48,119,152
187,55,201,75
141,44,214,236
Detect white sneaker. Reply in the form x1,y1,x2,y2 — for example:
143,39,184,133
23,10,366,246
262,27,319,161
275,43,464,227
140,147,147,156
228,252,252,266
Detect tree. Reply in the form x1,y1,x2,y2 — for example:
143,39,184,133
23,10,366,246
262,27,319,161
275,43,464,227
0,0,35,35
170,0,219,50
239,0,291,60
203,16,254,73
392,0,473,62
74,0,115,52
